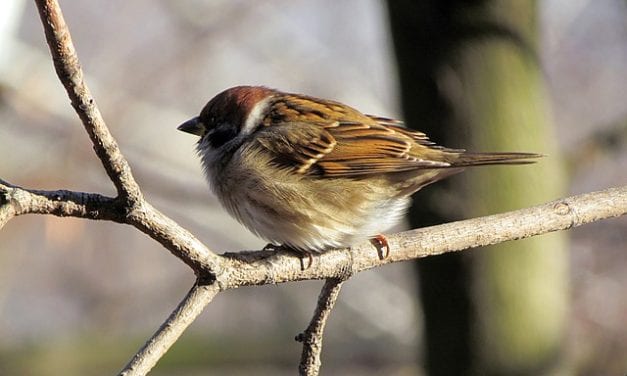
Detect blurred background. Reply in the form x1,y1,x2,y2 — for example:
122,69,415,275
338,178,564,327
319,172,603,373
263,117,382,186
0,1,625,375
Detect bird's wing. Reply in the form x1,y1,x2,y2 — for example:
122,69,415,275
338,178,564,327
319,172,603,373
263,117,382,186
254,117,456,178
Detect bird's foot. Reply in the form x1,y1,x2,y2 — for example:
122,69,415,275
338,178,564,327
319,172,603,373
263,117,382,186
370,234,390,260
263,243,314,270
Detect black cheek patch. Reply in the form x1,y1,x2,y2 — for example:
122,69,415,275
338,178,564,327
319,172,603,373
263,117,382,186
207,123,239,148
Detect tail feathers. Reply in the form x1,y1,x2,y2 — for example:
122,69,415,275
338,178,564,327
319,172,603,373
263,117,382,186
452,152,543,167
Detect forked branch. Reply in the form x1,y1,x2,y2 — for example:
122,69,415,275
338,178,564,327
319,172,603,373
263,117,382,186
33,0,222,276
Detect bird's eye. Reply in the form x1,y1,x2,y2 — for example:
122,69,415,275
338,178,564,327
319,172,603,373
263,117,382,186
207,122,237,148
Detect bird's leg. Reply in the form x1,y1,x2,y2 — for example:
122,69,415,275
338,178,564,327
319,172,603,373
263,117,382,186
299,252,314,271
263,243,314,270
370,234,390,260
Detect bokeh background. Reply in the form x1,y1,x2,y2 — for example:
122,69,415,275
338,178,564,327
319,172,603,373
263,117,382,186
0,1,626,375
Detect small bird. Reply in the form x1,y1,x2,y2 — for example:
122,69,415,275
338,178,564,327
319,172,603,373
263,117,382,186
178,86,539,255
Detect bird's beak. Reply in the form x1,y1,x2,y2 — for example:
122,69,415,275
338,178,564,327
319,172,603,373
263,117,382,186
177,116,205,136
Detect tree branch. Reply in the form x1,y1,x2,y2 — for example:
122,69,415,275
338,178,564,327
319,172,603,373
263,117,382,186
116,177,625,375
221,186,627,287
296,278,345,376
0,180,121,223
0,1,622,374
32,0,222,277
118,281,220,376
0,180,222,277
4,173,623,373
3,178,626,287
34,0,141,205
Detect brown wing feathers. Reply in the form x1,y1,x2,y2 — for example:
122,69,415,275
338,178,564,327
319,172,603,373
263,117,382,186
258,98,540,177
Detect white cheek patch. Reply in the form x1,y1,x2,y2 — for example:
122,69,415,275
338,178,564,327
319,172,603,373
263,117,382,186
240,96,273,136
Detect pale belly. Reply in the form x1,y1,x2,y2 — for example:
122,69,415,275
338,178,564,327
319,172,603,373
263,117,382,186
213,167,410,252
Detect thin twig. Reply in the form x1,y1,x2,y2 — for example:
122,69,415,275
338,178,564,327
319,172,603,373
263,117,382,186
296,278,346,376
119,281,220,376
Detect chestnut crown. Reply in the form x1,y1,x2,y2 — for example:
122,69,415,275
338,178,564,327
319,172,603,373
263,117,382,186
177,86,275,148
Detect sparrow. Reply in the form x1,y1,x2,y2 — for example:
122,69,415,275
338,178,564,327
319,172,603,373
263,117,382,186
178,86,539,255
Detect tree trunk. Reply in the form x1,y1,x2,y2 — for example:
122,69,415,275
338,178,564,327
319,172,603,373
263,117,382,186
387,1,568,375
